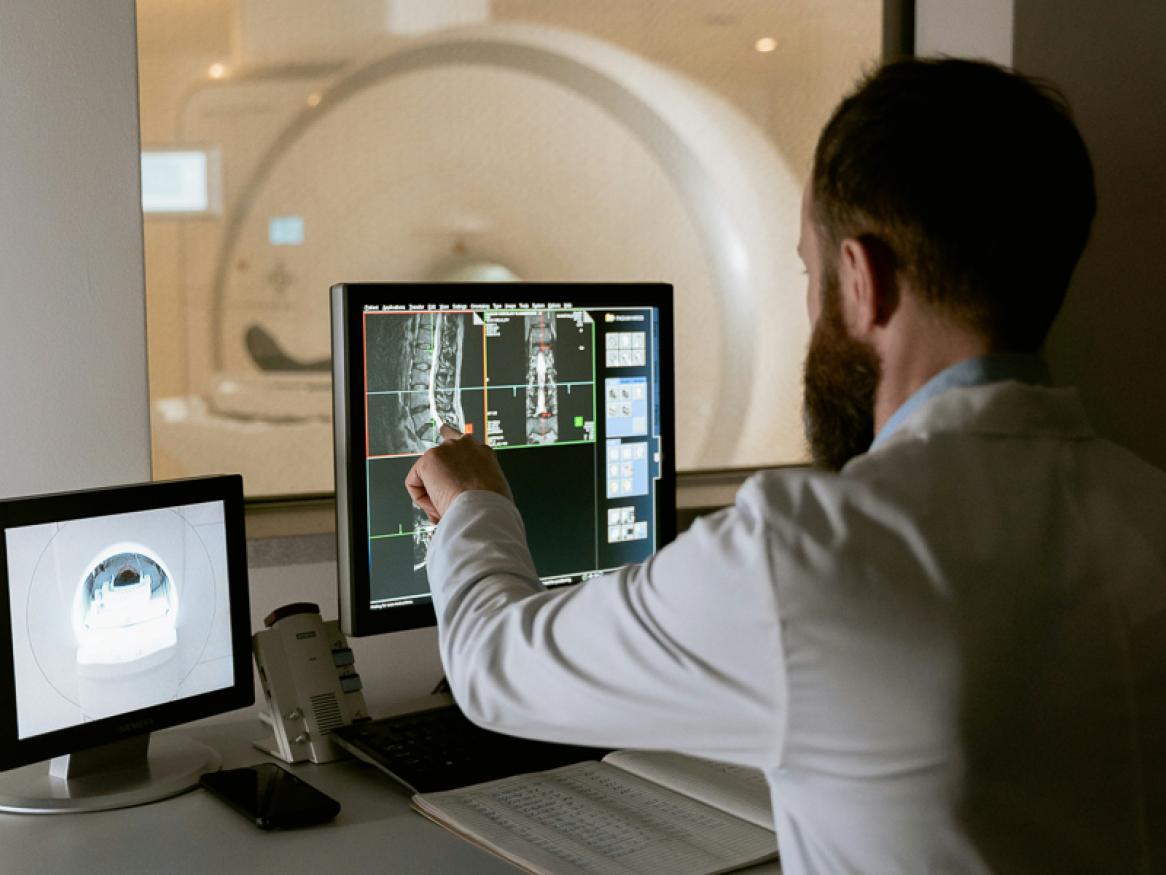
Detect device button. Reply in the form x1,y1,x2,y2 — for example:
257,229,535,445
331,647,355,667
340,675,363,693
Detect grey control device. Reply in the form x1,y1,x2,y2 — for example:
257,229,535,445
252,603,368,764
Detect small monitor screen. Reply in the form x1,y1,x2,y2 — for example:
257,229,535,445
140,149,221,215
0,476,251,772
5,502,235,740
333,285,676,636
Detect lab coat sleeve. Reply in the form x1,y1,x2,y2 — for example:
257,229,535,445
426,484,786,766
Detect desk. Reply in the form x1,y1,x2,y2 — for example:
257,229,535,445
0,710,781,874
0,713,516,874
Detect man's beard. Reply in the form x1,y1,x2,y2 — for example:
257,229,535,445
802,275,880,472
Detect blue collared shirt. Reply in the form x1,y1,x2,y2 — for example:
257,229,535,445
871,353,1052,449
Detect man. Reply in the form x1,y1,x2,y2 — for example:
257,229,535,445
406,59,1166,874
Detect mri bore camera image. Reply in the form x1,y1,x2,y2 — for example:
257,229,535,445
5,502,234,740
74,547,178,666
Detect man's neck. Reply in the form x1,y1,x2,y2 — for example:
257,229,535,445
873,326,992,436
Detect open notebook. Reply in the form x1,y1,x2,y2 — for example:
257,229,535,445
412,750,777,875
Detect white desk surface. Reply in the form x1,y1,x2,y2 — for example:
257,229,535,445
0,712,517,874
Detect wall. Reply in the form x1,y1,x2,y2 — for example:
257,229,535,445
917,0,1166,471
0,0,151,498
915,0,1013,65
1013,2,1166,471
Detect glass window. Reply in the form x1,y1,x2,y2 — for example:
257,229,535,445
138,0,882,497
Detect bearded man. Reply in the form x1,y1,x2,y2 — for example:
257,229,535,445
406,58,1166,874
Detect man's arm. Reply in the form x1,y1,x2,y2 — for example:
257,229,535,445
427,485,787,767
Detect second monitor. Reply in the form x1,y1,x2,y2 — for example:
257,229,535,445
332,283,675,637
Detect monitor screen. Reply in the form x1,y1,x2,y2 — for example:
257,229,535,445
333,283,676,636
0,476,252,771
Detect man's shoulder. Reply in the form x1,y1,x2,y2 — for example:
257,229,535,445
878,380,1090,447
738,414,1166,558
859,380,1166,492
735,465,912,547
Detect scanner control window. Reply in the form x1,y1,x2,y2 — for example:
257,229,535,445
6,503,233,740
137,0,882,497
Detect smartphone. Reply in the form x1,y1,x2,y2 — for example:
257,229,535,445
200,763,341,830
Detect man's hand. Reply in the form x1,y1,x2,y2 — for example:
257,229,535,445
405,424,513,523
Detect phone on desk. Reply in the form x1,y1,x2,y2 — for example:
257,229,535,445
200,763,341,830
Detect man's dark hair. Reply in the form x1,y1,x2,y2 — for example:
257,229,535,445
812,57,1096,351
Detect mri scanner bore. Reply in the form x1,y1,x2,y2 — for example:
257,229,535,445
74,546,178,667
71,545,182,723
6,504,234,739
144,22,823,494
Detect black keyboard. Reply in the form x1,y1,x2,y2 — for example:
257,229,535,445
332,705,607,793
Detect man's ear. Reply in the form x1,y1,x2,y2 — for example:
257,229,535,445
837,235,898,337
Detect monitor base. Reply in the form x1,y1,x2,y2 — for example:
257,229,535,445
0,733,221,814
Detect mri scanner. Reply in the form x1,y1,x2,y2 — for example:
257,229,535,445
151,24,808,495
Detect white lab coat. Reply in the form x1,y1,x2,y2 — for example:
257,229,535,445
427,380,1166,874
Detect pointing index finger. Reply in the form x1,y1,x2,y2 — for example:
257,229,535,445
439,423,464,442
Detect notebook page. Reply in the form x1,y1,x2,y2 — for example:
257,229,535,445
412,760,778,875
603,751,774,830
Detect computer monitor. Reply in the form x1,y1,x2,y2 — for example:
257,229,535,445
332,283,675,637
0,475,252,813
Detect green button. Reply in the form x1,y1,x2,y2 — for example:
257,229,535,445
574,416,584,427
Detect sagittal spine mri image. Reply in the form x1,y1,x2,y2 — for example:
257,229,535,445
385,312,467,452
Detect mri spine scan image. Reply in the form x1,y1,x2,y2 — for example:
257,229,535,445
412,510,436,573
394,313,467,452
525,313,558,445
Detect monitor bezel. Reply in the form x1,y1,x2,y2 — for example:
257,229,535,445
332,282,677,637
0,475,253,771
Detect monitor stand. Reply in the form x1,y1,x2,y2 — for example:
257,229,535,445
0,732,221,814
